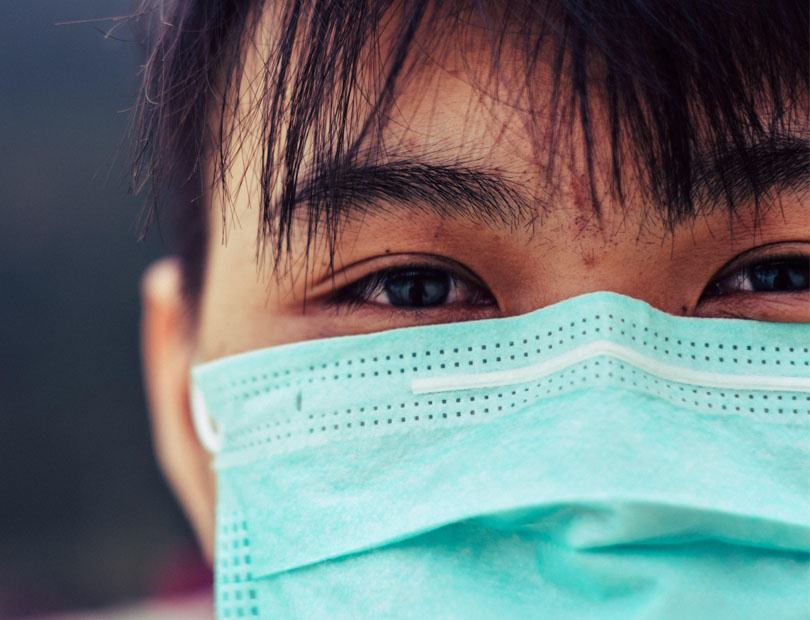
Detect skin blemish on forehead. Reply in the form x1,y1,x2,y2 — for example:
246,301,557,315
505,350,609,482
582,248,597,268
568,171,590,217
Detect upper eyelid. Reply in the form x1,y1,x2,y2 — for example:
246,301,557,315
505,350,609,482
328,264,491,310
311,254,489,293
325,244,809,304
339,265,472,295
705,253,808,297
708,242,808,282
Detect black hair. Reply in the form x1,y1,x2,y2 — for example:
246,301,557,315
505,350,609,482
130,0,809,304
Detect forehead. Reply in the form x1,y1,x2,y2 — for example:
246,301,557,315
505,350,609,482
374,43,557,170
252,8,610,166
243,7,553,149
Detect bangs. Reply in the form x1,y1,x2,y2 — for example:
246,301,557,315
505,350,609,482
131,0,809,288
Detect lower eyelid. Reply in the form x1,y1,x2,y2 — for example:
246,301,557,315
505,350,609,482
694,289,810,321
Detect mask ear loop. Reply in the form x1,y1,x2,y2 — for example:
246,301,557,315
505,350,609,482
190,383,222,453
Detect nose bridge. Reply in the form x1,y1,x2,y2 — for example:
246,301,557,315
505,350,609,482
512,247,680,317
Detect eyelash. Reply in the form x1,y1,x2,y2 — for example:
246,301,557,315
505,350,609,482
328,252,808,311
702,253,809,298
329,264,494,310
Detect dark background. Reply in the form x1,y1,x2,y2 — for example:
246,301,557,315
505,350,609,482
0,2,204,617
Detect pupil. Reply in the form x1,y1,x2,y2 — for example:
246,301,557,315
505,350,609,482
750,259,809,292
384,270,451,307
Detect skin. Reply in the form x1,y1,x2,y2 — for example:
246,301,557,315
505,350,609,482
141,18,809,563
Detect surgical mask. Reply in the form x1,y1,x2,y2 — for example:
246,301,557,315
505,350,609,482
191,292,810,620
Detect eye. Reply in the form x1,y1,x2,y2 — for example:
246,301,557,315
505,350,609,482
696,243,809,321
703,254,809,297
331,265,495,309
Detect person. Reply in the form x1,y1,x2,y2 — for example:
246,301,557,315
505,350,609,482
135,0,809,618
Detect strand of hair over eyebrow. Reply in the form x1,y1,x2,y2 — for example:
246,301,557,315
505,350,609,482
129,0,809,280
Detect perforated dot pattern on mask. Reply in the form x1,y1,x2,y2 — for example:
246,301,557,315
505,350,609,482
203,314,808,399
196,309,809,460
219,360,809,457
217,513,260,618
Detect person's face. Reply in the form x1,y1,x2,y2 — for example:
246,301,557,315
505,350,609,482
140,19,808,561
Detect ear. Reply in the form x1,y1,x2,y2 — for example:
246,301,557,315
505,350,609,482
141,258,216,564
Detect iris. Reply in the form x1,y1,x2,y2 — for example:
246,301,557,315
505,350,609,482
383,269,450,307
748,258,809,291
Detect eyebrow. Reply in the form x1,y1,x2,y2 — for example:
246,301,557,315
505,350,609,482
296,159,534,229
294,134,808,227
690,134,809,215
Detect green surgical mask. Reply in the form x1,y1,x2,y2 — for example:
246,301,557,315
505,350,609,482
191,292,810,619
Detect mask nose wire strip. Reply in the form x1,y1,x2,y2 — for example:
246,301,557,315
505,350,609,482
191,384,223,453
411,339,810,395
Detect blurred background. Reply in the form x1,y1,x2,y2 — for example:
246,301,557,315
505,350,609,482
0,2,209,617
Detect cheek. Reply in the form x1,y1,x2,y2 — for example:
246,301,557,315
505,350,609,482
197,239,280,360
198,248,350,360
